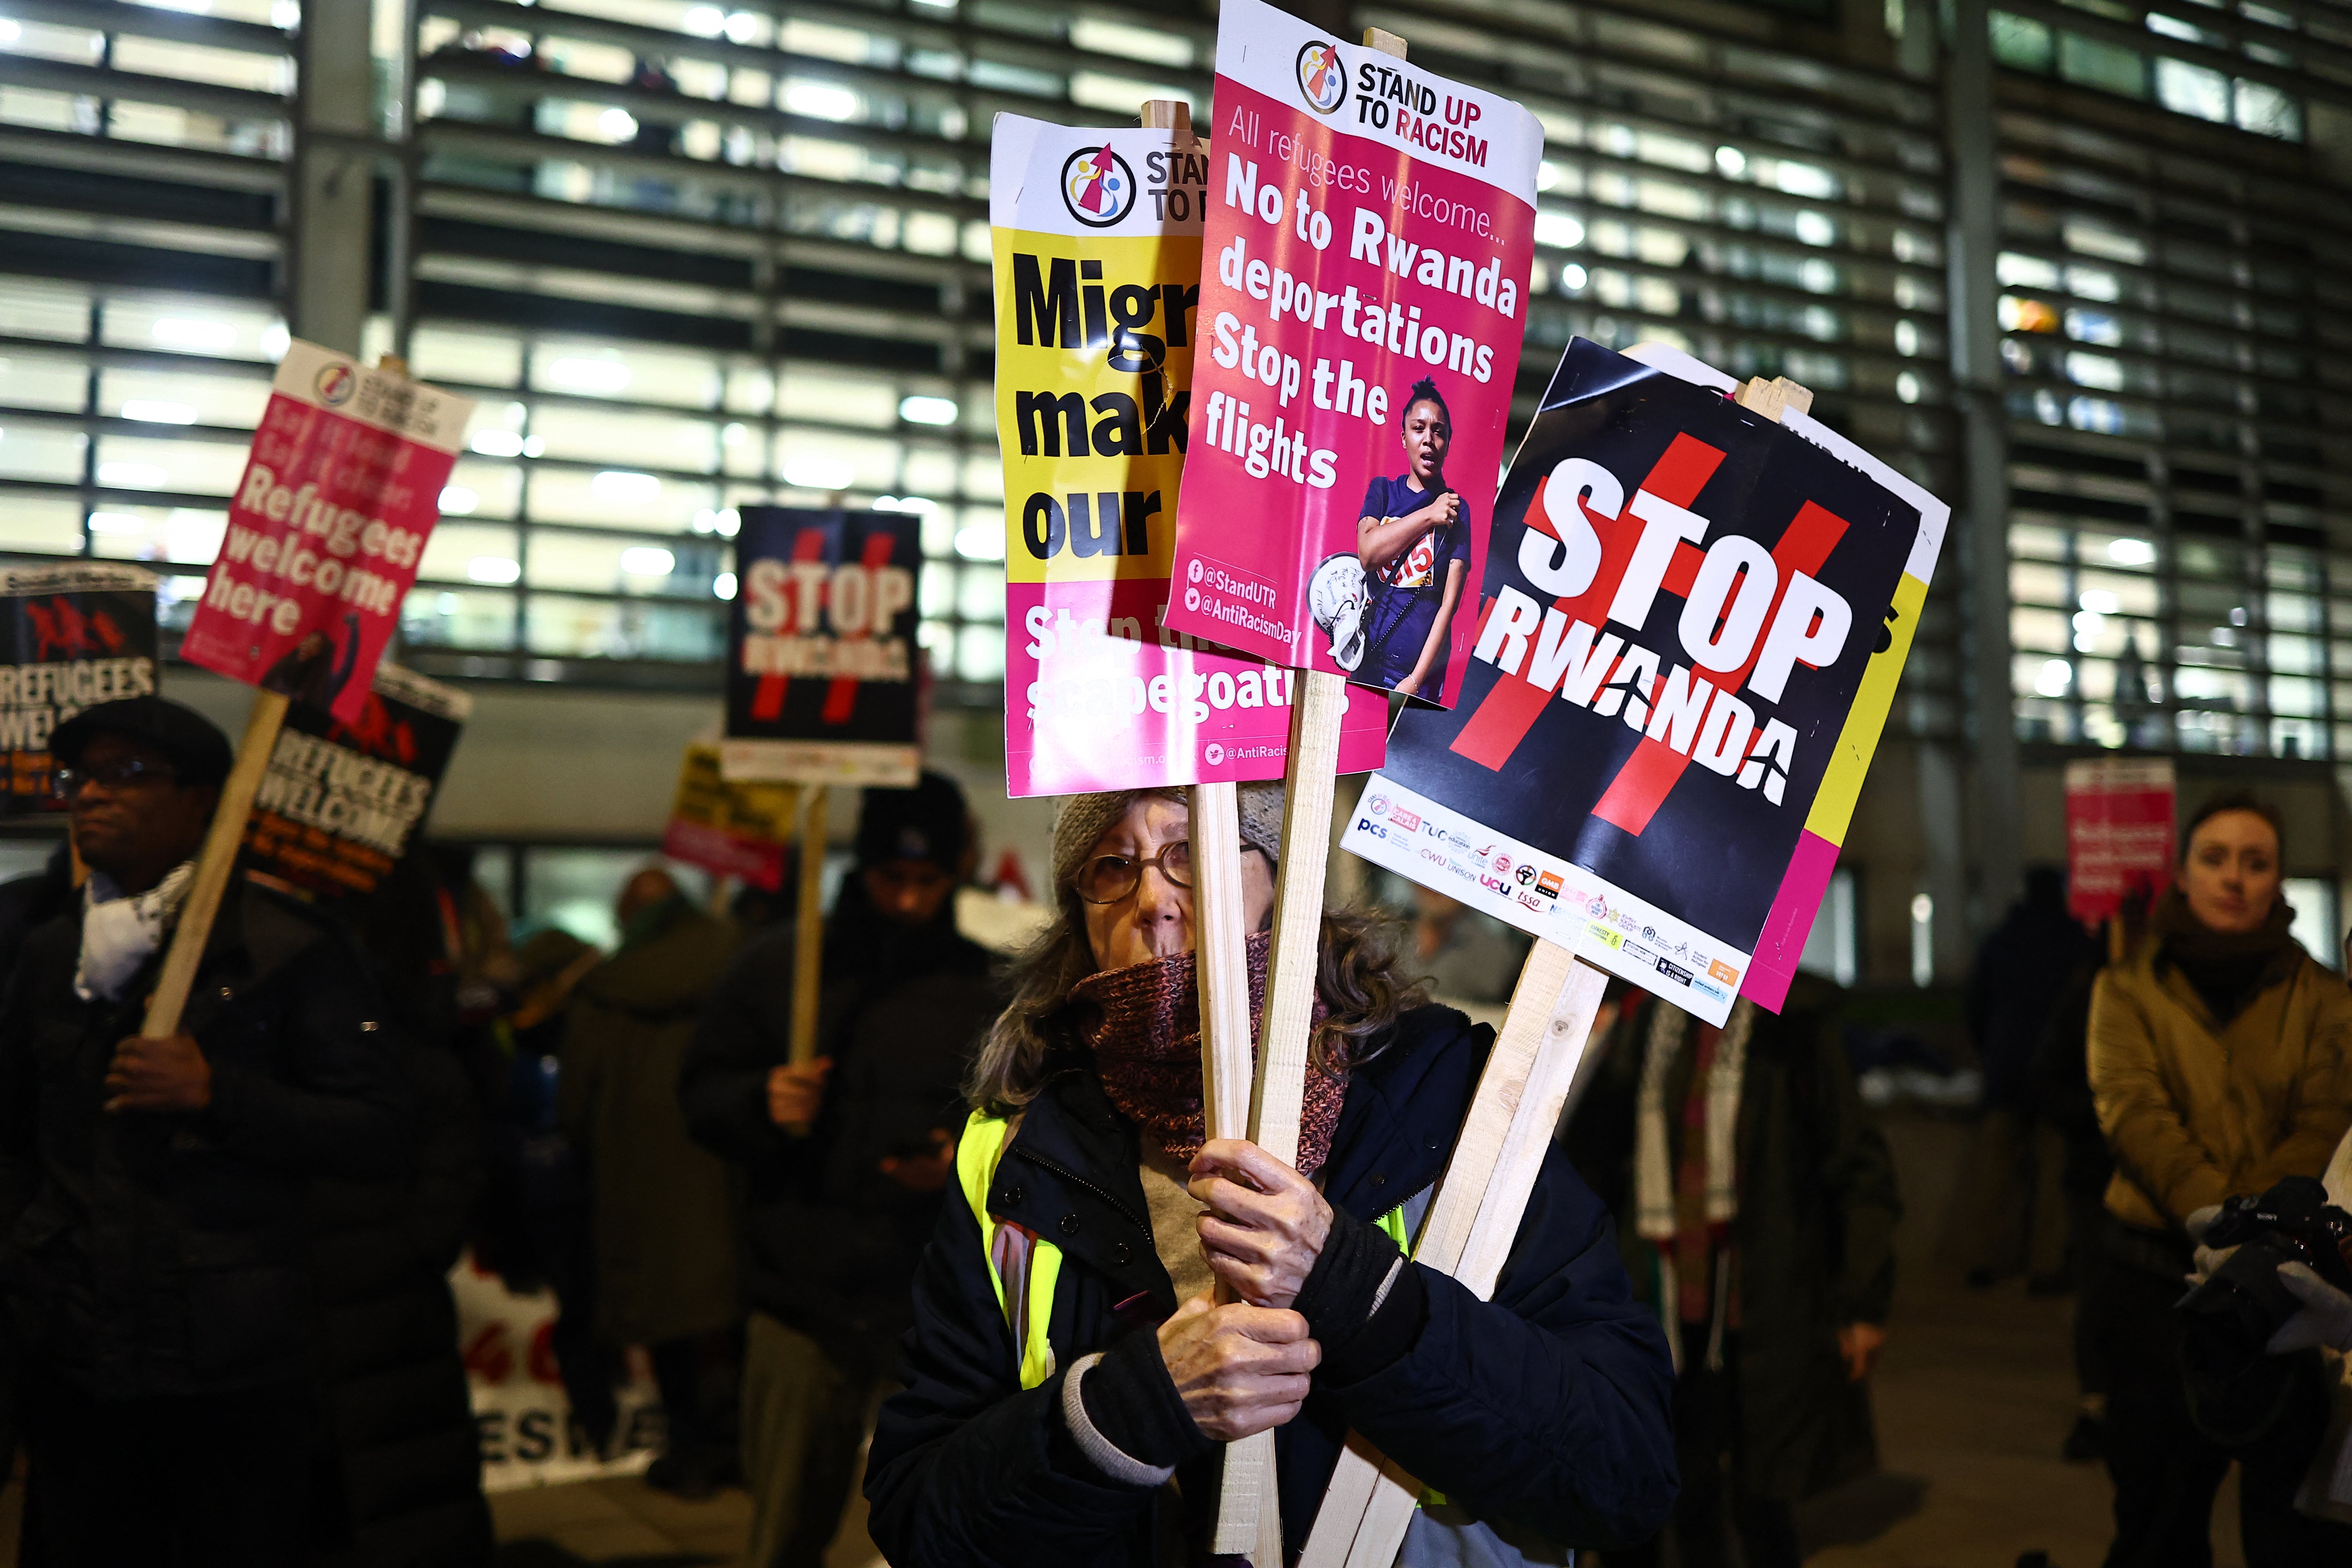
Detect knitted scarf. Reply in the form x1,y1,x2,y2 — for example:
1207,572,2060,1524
2152,886,2302,1025
1068,931,1348,1175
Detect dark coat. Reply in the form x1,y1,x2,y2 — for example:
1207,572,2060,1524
1966,881,2097,1111
863,1004,1679,1566
307,1030,492,1567
309,857,494,1568
0,881,413,1401
558,895,741,1347
1568,977,1901,1504
679,889,996,1354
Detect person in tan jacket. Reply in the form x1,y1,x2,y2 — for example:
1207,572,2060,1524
2088,791,2352,1568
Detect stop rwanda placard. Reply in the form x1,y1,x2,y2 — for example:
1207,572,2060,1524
1161,0,1541,708
1343,340,1947,1023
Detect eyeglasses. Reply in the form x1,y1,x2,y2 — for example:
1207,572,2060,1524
51,757,177,798
1074,841,1263,905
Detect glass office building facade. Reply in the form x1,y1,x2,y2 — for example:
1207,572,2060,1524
0,0,2341,755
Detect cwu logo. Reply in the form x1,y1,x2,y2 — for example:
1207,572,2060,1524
1061,142,1137,228
1296,40,1347,114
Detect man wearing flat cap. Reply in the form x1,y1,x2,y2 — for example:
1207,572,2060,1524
682,771,1000,1568
0,695,412,1566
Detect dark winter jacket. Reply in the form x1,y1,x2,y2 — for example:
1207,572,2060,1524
0,845,72,985
1966,879,2097,1112
559,893,742,1347
0,880,413,1401
308,1028,491,1568
680,887,996,1356
864,1003,1679,1566
310,860,494,1568
1568,977,1900,1504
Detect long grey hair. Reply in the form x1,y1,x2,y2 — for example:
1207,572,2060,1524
964,789,1426,1116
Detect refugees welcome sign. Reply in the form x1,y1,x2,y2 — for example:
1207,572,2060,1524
1161,0,1540,707
1345,341,1947,1022
181,343,472,722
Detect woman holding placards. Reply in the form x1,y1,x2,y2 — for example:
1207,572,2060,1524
862,784,1676,1566
1355,379,1472,700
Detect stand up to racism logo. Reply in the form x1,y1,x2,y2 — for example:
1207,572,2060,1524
1296,39,1347,113
1060,143,1137,227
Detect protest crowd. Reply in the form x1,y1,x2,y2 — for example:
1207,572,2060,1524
7,0,2352,1565
9,676,2352,1568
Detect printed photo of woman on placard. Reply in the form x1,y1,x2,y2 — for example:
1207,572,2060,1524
1353,378,1471,700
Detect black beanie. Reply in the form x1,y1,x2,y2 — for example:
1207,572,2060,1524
855,771,970,874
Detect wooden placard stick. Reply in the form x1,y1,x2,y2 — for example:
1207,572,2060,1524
142,350,418,1040
1298,944,1609,1568
788,785,828,1067
137,687,290,1040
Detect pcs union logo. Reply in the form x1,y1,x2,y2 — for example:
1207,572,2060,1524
1296,40,1347,114
313,361,357,406
1061,142,1137,228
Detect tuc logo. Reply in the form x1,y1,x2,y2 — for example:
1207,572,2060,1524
313,361,357,406
1061,143,1137,228
1296,40,1348,114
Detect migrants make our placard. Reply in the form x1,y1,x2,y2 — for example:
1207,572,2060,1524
180,342,473,723
0,563,160,815
243,662,470,897
1159,0,1542,707
1343,339,1948,1024
990,112,1387,794
722,506,922,787
662,742,799,890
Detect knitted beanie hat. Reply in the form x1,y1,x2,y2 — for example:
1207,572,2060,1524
1049,783,1285,891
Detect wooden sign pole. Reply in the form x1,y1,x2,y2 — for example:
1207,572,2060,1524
1301,371,1817,1568
788,785,828,1067
141,351,418,1040
138,688,289,1040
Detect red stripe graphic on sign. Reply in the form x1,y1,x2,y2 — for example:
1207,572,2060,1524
1589,498,1849,835
750,529,833,722
1448,432,1725,771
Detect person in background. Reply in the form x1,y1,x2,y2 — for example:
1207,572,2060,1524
480,927,617,1454
561,865,742,1497
2089,791,2352,1566
1407,883,1530,1007
0,696,412,1566
862,784,1676,1567
681,774,997,1568
1566,977,1900,1568
2034,935,2119,1464
310,847,494,1566
1963,866,2098,1290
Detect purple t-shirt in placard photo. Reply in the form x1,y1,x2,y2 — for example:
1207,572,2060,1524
1357,473,1472,692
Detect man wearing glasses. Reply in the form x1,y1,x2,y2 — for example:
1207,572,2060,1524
0,695,410,1566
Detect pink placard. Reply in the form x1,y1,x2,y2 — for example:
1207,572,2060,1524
1162,0,1541,708
181,342,472,722
2065,757,2176,923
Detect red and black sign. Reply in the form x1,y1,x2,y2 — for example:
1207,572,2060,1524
0,564,160,816
724,507,922,784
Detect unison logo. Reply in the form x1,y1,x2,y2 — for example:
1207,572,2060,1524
1296,40,1347,114
1060,143,1137,227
